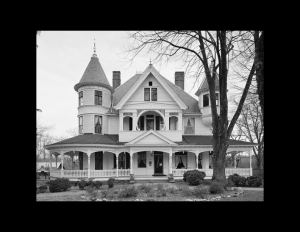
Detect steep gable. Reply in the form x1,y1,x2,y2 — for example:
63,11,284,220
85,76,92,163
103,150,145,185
126,130,177,146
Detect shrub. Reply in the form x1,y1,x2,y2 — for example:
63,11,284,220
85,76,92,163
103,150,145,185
147,190,155,198
157,189,167,198
118,186,138,198
202,179,212,185
181,186,193,197
49,178,71,193
185,170,206,186
86,186,100,200
93,181,102,189
246,176,262,187
209,181,224,194
107,177,115,188
39,185,48,193
224,179,235,189
193,186,209,198
78,180,87,190
228,173,247,187
167,187,177,194
139,184,152,193
156,184,165,191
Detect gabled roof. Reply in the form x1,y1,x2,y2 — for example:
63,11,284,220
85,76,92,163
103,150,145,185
74,56,113,92
113,67,200,113
125,130,177,146
195,75,220,97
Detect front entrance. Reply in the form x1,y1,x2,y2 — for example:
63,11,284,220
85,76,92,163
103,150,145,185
154,152,163,175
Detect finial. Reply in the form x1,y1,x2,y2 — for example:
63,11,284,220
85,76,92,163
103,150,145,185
93,39,97,57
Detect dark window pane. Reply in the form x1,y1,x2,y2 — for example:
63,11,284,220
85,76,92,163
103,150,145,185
144,88,150,101
151,88,157,101
203,94,209,107
140,116,144,130
216,93,219,106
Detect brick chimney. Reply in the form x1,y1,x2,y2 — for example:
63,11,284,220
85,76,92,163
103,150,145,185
113,71,121,90
175,72,184,90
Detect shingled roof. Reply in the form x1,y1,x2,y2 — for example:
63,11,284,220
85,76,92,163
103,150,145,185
46,134,256,146
195,75,220,97
74,56,113,92
113,72,200,113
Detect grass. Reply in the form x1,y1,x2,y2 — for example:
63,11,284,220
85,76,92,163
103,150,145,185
36,182,263,201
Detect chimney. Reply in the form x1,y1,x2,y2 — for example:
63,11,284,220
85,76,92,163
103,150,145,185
113,71,121,90
175,72,184,90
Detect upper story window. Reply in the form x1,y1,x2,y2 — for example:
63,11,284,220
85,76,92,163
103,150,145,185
95,115,102,134
79,91,83,106
184,118,195,134
203,94,209,107
95,90,102,105
144,88,157,101
79,116,83,134
138,152,146,168
149,81,152,86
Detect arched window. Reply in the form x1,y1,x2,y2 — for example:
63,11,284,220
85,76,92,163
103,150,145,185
169,116,178,130
123,117,132,131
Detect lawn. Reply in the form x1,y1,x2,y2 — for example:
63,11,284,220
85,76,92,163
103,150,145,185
36,181,263,201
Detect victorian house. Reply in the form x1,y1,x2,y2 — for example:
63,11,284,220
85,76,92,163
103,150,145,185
45,45,255,182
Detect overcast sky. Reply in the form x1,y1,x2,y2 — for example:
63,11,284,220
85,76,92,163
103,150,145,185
37,31,214,138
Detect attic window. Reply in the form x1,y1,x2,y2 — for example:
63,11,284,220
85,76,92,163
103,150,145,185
149,81,152,86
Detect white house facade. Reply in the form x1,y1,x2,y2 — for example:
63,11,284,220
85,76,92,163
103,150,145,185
45,46,256,182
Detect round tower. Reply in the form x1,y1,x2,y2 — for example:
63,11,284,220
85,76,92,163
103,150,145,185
74,41,113,135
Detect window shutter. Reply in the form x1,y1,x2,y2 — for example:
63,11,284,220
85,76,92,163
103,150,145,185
156,116,160,130
126,152,130,169
140,116,144,130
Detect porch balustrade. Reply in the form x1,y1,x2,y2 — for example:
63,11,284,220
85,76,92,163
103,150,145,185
63,170,88,178
60,169,131,178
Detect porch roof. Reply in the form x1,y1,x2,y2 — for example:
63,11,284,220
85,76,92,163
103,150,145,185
47,134,256,147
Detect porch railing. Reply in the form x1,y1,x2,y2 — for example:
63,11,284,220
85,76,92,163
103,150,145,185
63,170,88,178
172,168,250,177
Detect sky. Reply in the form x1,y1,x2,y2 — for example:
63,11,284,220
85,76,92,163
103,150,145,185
36,31,208,138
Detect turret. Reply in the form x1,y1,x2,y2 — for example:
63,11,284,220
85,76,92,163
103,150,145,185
74,40,113,135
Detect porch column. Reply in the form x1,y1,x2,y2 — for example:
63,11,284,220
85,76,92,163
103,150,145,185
60,151,64,177
55,153,58,168
116,153,119,177
178,113,182,131
71,154,74,170
165,113,169,131
196,152,199,170
130,151,133,175
249,150,253,176
87,151,91,178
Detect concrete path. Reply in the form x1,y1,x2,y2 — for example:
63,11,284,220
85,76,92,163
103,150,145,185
242,187,264,191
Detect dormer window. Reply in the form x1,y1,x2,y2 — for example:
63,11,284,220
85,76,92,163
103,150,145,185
95,90,102,105
203,94,209,107
79,91,83,106
144,88,157,101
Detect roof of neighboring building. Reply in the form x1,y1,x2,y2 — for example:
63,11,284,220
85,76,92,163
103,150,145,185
47,134,256,146
195,75,220,96
74,56,113,92
113,73,200,113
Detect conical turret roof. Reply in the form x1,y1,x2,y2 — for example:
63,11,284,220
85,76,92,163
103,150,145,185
195,75,220,96
74,56,113,92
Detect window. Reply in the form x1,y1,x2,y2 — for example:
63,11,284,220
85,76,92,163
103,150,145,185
144,88,150,101
95,90,102,105
95,152,103,170
118,152,126,169
149,81,152,86
144,88,157,101
203,94,209,107
138,152,146,168
95,115,102,134
137,116,144,131
175,152,187,169
151,88,157,101
216,93,219,106
184,118,195,134
123,117,132,131
169,116,178,130
79,91,83,106
79,116,83,134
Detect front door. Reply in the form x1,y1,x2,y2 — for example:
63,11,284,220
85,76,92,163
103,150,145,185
154,152,163,174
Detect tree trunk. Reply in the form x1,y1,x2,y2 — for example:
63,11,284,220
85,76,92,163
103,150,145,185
212,141,228,182
255,31,264,121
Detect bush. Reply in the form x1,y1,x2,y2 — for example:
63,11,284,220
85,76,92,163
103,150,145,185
246,176,262,187
224,179,235,189
78,180,87,190
228,173,247,187
93,181,102,189
39,185,48,193
139,184,152,193
167,187,177,194
181,186,193,197
49,178,71,193
86,186,100,200
193,186,209,199
185,170,206,186
202,179,212,185
118,186,138,198
157,189,167,198
147,190,155,198
156,184,165,191
107,177,115,188
209,181,224,194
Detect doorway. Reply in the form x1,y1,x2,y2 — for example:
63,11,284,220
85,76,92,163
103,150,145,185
154,152,163,175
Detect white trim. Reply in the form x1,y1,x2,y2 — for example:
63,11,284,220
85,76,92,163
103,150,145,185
115,65,187,110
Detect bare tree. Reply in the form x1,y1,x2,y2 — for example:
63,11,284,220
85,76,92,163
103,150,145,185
66,127,79,137
124,31,260,182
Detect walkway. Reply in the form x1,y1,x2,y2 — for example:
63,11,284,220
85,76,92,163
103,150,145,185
242,187,264,191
